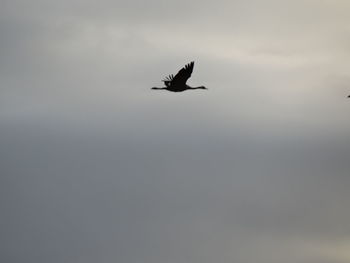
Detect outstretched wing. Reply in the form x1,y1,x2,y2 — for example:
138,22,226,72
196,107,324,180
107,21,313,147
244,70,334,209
162,61,194,86
162,74,174,87
172,61,194,85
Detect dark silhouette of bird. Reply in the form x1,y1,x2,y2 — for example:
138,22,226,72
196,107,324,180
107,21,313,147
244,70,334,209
152,61,207,92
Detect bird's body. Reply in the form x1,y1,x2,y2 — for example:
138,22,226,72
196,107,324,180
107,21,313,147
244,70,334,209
152,61,206,92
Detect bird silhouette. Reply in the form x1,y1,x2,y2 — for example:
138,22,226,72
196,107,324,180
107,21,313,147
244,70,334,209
152,61,207,92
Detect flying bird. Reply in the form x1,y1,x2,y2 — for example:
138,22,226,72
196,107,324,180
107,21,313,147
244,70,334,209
152,61,207,92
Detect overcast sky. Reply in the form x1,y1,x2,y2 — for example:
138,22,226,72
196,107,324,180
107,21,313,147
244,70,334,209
2,1,350,263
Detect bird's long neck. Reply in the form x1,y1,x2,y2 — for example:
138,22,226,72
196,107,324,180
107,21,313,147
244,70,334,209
152,87,167,90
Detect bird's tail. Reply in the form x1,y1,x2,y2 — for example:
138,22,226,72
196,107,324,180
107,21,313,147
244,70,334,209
151,87,166,90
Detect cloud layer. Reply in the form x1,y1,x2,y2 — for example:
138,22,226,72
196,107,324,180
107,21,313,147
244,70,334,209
1,1,350,263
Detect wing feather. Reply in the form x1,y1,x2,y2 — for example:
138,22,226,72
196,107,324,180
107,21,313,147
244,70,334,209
162,74,174,87
172,61,194,85
161,62,194,87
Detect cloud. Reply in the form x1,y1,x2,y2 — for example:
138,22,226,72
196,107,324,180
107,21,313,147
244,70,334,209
1,1,350,263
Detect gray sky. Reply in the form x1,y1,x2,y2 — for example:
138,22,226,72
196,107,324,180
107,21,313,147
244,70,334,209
1,1,350,263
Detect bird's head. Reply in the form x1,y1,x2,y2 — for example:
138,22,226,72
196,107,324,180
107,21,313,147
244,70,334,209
198,86,207,90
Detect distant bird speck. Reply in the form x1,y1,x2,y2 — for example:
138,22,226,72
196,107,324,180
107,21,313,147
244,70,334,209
152,61,207,92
